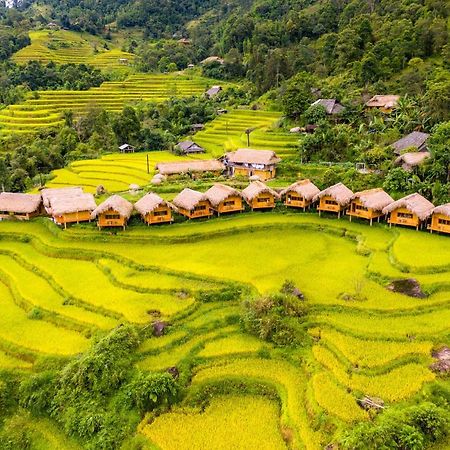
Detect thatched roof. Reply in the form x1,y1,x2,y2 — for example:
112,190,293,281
41,187,85,213
206,86,222,97
50,193,96,216
432,203,450,217
313,183,354,205
280,180,320,201
134,193,175,215
225,149,281,166
392,131,429,155
395,152,430,171
156,160,224,175
365,95,400,108
242,181,279,202
0,192,42,213
205,184,241,207
176,141,204,153
172,188,208,211
91,195,134,219
382,193,434,220
351,188,394,211
311,99,345,115
201,56,224,65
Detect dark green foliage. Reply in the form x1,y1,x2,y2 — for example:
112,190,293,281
19,372,57,416
241,289,309,346
197,286,243,303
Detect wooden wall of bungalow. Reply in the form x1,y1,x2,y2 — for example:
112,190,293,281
347,198,381,221
54,210,92,227
247,192,276,210
317,196,348,216
97,209,129,229
284,191,311,210
214,194,244,214
178,200,213,219
387,207,422,229
0,207,42,221
429,205,450,235
141,204,173,225
233,166,276,181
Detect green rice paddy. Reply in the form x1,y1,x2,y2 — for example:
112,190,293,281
0,212,448,448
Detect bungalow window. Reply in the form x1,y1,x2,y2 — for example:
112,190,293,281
105,214,120,220
438,218,450,226
257,197,271,203
354,204,368,211
398,212,413,219
223,200,235,206
288,195,303,202
194,205,206,211
153,210,167,217
325,199,338,205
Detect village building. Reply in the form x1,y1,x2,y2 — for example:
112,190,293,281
311,99,345,116
395,151,430,172
175,140,205,154
205,184,244,215
134,193,174,225
200,56,224,65
91,195,134,230
348,188,394,225
205,85,222,98
382,193,434,230
223,148,281,181
365,95,400,113
178,38,191,45
191,123,205,133
314,183,354,218
41,187,83,213
242,181,279,210
429,204,450,235
281,180,320,211
392,131,429,155
118,58,129,65
172,188,213,219
156,160,224,178
50,193,97,228
119,143,135,153
0,193,42,220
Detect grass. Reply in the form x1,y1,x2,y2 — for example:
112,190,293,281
0,73,225,136
141,395,287,450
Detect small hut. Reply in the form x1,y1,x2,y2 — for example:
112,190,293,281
365,95,400,113
281,180,320,211
311,99,345,116
429,204,450,235
314,183,354,218
175,140,205,154
91,195,134,230
382,193,434,230
50,193,97,228
156,160,224,178
242,181,279,210
0,193,42,220
392,131,429,155
395,152,430,172
205,85,222,98
191,123,205,133
119,143,135,153
134,193,174,225
348,188,394,225
205,184,244,215
223,149,281,181
172,188,213,219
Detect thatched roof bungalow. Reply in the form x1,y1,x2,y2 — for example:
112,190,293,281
205,85,222,98
156,160,224,178
91,195,134,230
281,180,320,210
175,140,205,154
172,188,213,219
314,183,354,217
134,193,175,225
224,148,281,181
395,152,430,171
0,193,42,220
365,95,400,113
311,99,345,115
50,193,97,228
382,193,434,230
205,184,244,215
242,181,279,210
348,188,394,225
429,203,450,235
392,131,429,155
42,187,84,213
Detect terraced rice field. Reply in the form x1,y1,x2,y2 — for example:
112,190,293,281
0,73,220,135
193,109,299,158
12,29,135,69
0,212,448,448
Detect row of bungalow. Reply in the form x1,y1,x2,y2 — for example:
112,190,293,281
1,181,450,235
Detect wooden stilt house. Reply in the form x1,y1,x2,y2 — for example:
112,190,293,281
223,149,281,181
348,188,394,225
382,193,434,230
134,193,174,225
205,184,244,215
314,183,354,218
172,188,213,219
242,181,279,210
50,194,97,228
0,193,42,220
281,180,320,211
91,195,134,230
428,204,450,235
